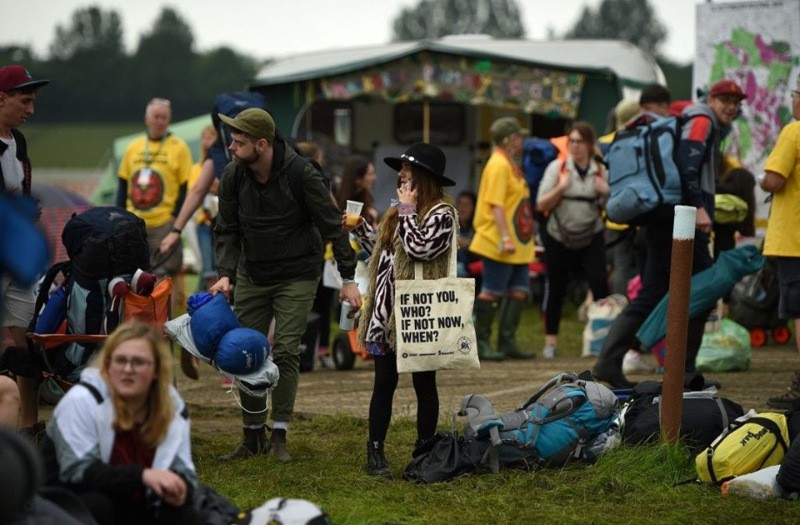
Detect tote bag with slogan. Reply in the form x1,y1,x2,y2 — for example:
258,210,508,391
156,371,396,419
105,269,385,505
393,231,480,373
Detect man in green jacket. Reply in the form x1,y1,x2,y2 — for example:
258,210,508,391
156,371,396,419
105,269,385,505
211,108,361,462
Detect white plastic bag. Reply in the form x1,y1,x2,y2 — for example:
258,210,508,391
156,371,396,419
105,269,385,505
582,294,629,357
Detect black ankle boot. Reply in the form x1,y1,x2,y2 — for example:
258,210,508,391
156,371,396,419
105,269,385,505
366,441,392,480
270,428,292,463
220,426,270,461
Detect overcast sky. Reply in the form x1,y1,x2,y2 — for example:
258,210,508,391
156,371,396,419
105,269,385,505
1,0,743,65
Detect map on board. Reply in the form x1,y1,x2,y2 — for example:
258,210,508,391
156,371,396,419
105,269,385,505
695,0,800,220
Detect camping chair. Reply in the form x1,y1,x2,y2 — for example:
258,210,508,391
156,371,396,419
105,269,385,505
26,276,174,397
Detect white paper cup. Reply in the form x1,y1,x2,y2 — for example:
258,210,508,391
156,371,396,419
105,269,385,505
345,200,364,227
339,300,358,330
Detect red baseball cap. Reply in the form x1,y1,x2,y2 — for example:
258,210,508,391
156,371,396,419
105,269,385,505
668,100,692,117
708,79,747,101
0,65,50,93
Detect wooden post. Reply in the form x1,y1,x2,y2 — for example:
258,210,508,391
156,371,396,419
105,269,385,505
661,205,696,444
423,99,430,144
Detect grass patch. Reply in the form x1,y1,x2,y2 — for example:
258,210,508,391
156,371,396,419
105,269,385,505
192,413,798,525
187,293,799,523
23,122,141,168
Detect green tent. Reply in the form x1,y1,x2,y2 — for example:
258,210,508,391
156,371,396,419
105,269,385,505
91,114,212,204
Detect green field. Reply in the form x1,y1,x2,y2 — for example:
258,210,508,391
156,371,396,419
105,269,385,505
23,123,141,168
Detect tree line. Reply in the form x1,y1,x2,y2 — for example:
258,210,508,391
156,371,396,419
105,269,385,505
1,1,690,124
0,6,260,123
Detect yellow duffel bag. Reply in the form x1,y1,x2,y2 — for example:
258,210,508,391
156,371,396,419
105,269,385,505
696,411,789,484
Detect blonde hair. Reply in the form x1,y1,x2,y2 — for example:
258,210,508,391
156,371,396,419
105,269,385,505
376,165,447,249
98,321,174,448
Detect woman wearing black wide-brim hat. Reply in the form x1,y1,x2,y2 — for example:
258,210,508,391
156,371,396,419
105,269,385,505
343,142,456,480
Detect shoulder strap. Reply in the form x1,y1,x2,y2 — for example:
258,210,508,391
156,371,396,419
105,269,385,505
518,372,579,411
287,154,309,211
748,416,789,452
27,261,72,339
77,381,103,404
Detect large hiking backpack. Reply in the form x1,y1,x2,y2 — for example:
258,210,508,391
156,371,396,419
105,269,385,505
522,137,558,220
30,207,149,380
460,372,618,471
605,113,682,224
211,91,266,175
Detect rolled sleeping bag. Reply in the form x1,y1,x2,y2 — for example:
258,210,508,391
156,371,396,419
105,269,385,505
186,292,215,316
189,293,239,358
214,327,269,375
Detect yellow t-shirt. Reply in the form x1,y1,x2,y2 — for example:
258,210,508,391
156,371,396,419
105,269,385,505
118,133,192,229
763,120,800,257
469,149,535,264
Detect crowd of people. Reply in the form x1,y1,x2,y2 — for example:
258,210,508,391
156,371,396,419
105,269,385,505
4,57,800,522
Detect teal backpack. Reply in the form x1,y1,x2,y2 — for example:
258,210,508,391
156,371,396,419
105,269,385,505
460,372,619,471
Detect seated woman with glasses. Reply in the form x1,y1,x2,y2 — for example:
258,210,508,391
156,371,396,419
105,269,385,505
45,321,198,525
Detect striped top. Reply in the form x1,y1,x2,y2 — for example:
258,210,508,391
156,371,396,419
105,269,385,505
353,202,455,349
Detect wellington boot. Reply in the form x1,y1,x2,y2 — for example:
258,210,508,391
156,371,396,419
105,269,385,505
270,428,292,463
591,313,640,389
498,298,533,359
474,299,504,361
366,441,393,480
220,426,270,461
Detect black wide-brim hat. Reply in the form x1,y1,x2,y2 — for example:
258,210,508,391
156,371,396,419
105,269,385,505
384,142,455,186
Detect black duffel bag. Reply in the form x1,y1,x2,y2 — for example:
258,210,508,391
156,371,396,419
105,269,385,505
622,376,744,454
402,431,482,483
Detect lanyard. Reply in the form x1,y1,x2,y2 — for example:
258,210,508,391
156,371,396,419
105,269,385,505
143,135,167,167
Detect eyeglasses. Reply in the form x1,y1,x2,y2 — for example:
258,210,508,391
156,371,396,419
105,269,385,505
111,355,154,372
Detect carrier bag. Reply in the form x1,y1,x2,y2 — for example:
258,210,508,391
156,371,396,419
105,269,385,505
581,294,629,357
695,318,752,373
393,228,479,373
695,410,789,484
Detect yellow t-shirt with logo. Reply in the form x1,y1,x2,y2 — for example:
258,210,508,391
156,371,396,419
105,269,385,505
118,134,192,229
469,149,535,264
764,120,800,257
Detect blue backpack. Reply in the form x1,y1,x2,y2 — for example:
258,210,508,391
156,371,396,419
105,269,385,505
211,91,267,176
460,372,619,471
522,137,558,219
605,113,682,224
28,207,150,381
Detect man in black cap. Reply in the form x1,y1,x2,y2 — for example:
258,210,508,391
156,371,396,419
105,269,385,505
0,64,48,434
212,108,361,462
